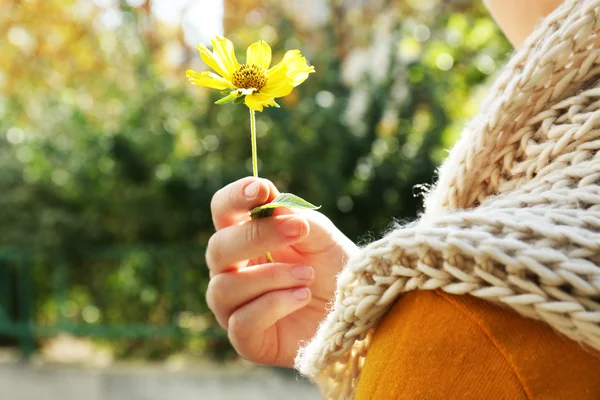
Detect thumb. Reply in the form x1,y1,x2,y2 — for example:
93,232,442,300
272,208,353,255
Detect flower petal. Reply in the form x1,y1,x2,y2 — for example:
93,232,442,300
266,50,315,87
245,93,276,112
208,36,240,81
285,58,315,86
186,70,235,90
196,43,229,80
261,50,314,99
260,78,294,98
266,50,301,81
246,40,272,70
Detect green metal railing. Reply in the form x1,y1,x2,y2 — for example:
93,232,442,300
0,245,216,357
0,250,34,355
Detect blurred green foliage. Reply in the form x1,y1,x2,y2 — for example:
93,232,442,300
0,0,510,359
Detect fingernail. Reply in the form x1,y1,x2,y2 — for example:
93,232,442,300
291,288,310,301
278,217,304,238
291,266,314,281
243,181,260,198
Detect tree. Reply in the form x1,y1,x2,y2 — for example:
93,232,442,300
0,0,510,359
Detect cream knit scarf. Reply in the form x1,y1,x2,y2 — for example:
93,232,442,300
295,1,600,398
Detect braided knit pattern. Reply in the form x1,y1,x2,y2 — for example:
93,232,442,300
295,1,600,398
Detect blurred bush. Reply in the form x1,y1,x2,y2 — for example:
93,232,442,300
0,0,510,360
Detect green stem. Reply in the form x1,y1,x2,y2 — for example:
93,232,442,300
250,108,258,178
249,108,274,264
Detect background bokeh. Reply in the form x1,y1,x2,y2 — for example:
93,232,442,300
0,0,511,362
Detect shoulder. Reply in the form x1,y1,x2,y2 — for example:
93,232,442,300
355,290,600,400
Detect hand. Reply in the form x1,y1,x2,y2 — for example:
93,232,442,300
206,177,358,367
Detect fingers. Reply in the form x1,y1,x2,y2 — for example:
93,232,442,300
206,214,309,274
206,263,315,328
211,177,280,230
228,287,312,356
272,207,357,255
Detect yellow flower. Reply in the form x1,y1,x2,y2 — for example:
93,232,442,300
186,36,315,112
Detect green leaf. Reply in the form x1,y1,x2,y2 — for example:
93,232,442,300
233,96,245,104
250,193,320,219
215,94,236,105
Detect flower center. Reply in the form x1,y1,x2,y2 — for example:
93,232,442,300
232,64,267,90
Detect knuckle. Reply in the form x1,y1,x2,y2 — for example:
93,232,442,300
206,275,234,331
210,188,224,216
205,234,221,268
228,183,239,207
265,265,283,286
227,315,248,358
227,313,245,338
205,275,225,312
245,221,262,247
205,282,216,312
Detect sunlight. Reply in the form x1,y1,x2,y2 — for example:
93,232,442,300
151,0,224,46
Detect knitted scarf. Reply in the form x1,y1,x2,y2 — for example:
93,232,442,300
295,1,600,398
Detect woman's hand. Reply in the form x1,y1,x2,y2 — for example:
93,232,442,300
206,177,358,367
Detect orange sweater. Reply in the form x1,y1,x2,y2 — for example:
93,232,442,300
355,290,600,399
